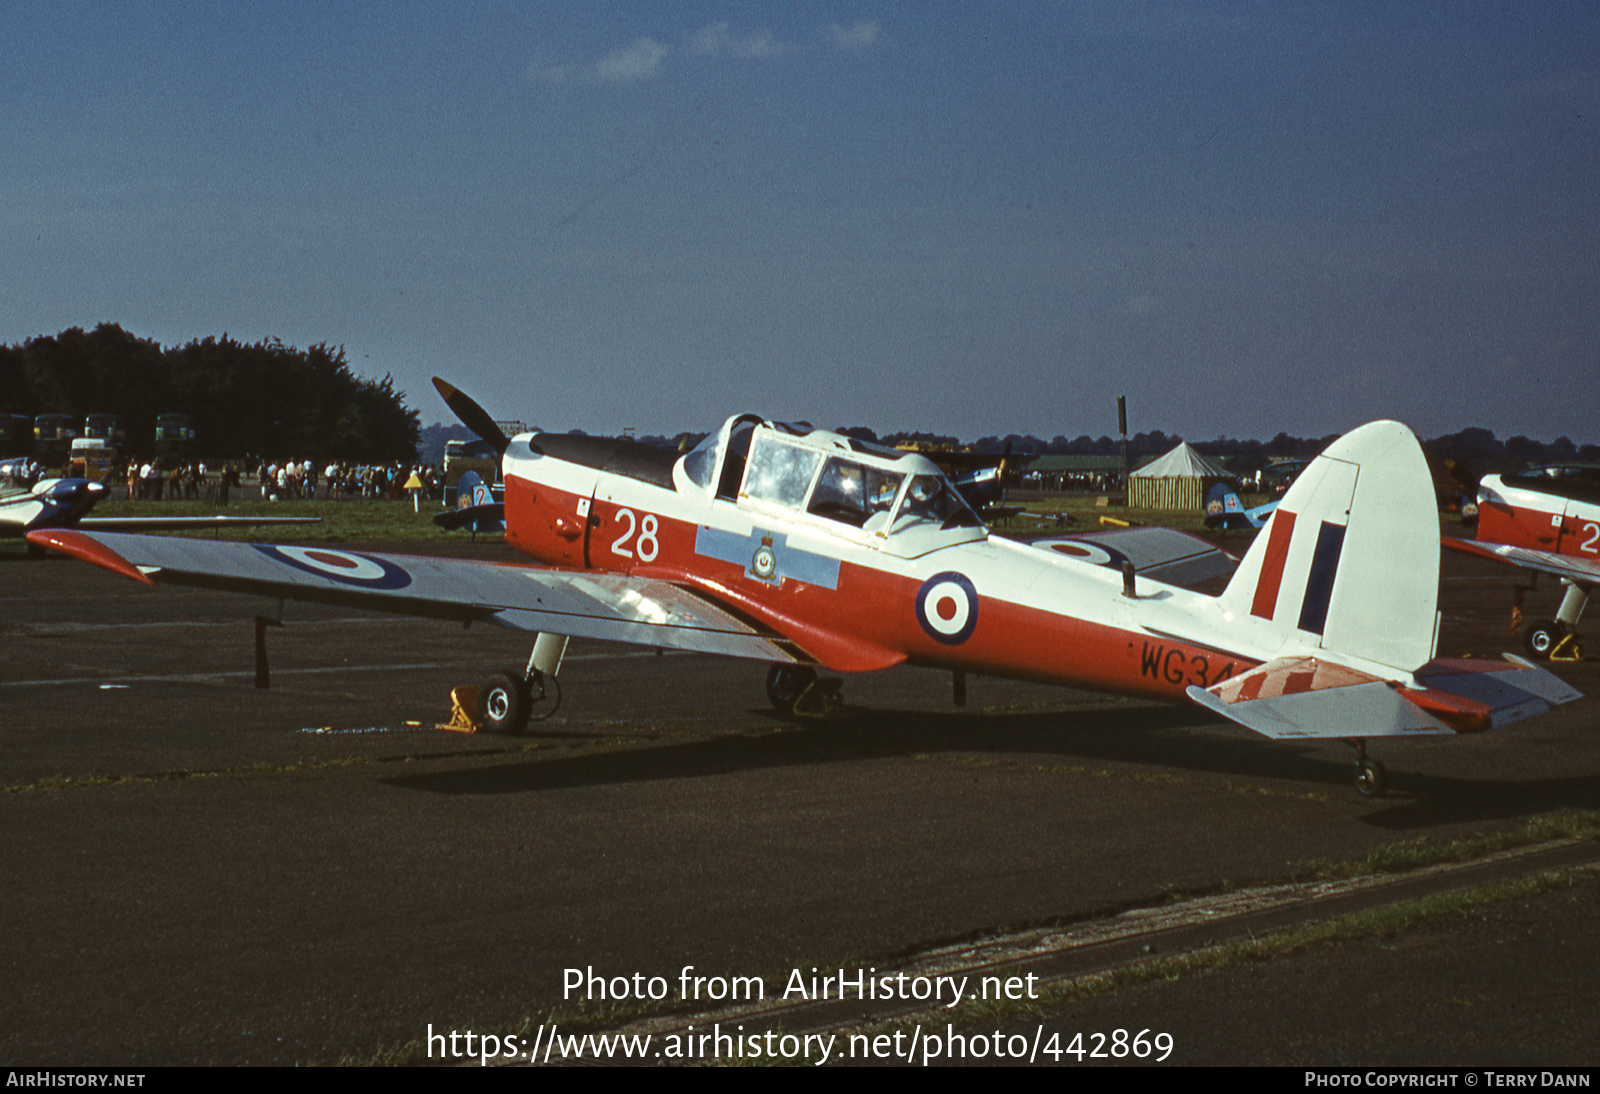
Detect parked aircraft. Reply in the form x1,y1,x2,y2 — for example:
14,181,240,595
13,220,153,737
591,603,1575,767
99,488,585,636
433,470,504,539
1,476,319,544
27,381,1580,796
1203,483,1279,531
1445,465,1600,660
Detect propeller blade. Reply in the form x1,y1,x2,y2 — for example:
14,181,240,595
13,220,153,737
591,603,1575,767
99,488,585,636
433,377,510,456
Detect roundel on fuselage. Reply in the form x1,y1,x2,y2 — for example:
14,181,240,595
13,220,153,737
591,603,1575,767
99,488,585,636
915,571,979,645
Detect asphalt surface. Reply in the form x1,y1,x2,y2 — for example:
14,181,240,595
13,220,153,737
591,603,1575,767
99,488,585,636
1,539,1596,1066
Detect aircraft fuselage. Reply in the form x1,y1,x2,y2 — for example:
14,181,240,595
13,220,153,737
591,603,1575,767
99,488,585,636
498,420,1257,705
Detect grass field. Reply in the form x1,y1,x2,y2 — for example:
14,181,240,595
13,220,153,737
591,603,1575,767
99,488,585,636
92,497,455,543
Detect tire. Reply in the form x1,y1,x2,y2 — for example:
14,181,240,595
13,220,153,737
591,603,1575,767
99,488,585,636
1523,621,1562,660
765,665,817,714
480,671,532,734
1355,758,1389,798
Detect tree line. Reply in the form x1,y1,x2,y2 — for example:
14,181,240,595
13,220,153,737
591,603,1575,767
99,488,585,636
0,323,419,463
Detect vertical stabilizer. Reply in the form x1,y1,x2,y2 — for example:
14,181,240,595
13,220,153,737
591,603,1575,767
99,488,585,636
1218,421,1438,672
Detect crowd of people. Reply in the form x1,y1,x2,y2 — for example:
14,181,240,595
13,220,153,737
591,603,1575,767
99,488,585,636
119,459,444,503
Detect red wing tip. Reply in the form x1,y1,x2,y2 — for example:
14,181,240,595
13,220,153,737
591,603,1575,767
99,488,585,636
24,529,155,585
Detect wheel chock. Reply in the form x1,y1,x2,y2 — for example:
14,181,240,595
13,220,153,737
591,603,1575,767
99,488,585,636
1551,635,1585,663
437,686,483,733
792,678,844,718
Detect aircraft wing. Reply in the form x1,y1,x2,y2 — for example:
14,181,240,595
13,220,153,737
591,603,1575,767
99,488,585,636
75,515,324,533
1443,536,1600,586
432,503,504,532
1027,526,1238,588
1187,654,1580,739
25,528,803,664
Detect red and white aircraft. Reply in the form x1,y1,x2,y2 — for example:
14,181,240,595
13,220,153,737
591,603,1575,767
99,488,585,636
27,380,1581,796
1446,465,1600,659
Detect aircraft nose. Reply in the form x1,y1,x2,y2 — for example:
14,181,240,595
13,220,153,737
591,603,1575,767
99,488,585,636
45,479,102,502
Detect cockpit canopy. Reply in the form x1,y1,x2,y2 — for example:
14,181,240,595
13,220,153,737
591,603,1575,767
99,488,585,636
678,414,984,552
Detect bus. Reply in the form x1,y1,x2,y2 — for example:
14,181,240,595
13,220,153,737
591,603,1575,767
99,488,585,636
34,413,78,469
154,413,195,459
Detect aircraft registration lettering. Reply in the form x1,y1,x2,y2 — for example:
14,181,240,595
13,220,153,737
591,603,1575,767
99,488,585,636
1139,641,1236,690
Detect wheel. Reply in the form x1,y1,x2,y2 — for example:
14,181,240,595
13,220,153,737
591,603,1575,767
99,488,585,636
1355,758,1389,798
765,665,817,713
1523,620,1563,659
479,670,532,734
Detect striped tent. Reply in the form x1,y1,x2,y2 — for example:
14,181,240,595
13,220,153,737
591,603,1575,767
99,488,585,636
1129,443,1231,510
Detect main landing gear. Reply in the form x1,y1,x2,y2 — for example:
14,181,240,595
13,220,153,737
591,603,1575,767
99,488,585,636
765,664,843,718
1517,580,1589,663
1343,738,1389,798
479,633,567,733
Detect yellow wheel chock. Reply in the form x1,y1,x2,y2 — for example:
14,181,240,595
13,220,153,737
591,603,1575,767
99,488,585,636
437,685,483,733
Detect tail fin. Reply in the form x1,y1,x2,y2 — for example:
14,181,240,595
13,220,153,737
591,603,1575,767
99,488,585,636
1218,421,1438,673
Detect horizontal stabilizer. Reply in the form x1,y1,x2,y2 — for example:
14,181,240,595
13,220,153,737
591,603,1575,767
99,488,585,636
1187,657,1452,739
1190,654,1582,739
1410,655,1583,731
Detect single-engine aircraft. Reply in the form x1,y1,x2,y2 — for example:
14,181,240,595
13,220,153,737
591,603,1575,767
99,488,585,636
433,470,505,540
1203,483,1279,531
27,381,1582,797
2,476,320,544
1444,465,1600,660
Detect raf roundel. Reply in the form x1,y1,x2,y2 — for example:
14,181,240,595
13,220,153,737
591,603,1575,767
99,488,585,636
253,545,413,590
915,571,979,645
1039,538,1130,570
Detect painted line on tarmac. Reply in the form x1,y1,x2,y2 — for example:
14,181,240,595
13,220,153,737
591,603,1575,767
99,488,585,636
15,616,435,633
0,648,688,689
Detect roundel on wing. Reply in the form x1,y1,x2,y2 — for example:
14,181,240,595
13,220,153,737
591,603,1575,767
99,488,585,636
1043,539,1130,570
253,545,413,589
915,571,979,645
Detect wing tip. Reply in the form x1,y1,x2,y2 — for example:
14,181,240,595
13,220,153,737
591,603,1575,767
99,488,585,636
24,529,155,585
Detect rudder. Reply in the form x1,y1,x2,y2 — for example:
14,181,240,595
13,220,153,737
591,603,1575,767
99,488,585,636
1218,421,1438,673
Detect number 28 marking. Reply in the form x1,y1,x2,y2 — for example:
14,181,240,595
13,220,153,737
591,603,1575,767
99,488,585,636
610,509,660,562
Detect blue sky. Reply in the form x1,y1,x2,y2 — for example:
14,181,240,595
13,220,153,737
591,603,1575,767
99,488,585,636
4,2,1596,443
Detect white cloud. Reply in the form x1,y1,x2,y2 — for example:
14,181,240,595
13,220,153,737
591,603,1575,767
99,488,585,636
595,37,669,83
690,22,782,59
827,21,880,52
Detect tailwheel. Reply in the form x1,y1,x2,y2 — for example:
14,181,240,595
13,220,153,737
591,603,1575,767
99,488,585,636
765,665,818,714
1355,758,1389,798
1522,620,1564,660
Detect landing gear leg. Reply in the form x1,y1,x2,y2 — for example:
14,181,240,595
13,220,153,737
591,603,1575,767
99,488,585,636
1523,583,1590,661
480,633,566,733
1343,738,1388,798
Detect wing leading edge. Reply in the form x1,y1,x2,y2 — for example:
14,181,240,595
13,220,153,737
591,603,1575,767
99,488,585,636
1442,536,1600,586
